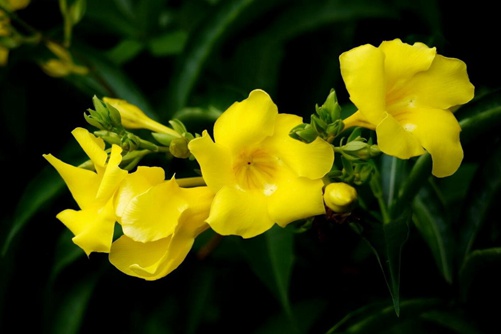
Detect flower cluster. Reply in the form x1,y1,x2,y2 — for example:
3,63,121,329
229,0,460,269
45,38,474,280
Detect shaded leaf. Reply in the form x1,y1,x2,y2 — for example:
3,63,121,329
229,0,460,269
236,224,297,331
46,273,99,334
163,0,255,116
349,213,410,316
325,298,443,333
1,166,65,256
412,182,454,284
459,247,501,302
456,144,501,263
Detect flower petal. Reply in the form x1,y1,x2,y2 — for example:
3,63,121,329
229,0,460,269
188,131,234,191
376,113,426,159
409,55,475,110
407,108,463,177
207,186,274,238
267,114,334,179
95,145,128,202
109,235,174,280
43,153,100,209
115,166,165,218
120,179,187,242
379,39,436,88
71,127,107,172
268,167,326,226
339,44,387,125
213,89,277,151
56,202,116,255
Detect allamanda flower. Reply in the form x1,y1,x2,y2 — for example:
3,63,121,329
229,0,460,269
188,89,334,238
110,168,214,280
43,127,128,255
340,38,474,177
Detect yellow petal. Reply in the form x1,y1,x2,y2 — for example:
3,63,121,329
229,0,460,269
268,166,326,226
43,153,100,209
95,145,128,202
109,235,175,280
71,127,107,173
188,130,234,191
57,201,116,256
115,166,165,218
110,201,210,280
379,39,436,88
103,97,179,136
266,114,334,179
207,186,274,238
407,108,463,177
120,179,188,242
339,44,387,125
409,55,475,110
376,113,426,159
213,89,277,151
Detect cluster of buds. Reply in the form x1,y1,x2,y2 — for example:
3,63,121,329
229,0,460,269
83,96,196,171
289,89,345,144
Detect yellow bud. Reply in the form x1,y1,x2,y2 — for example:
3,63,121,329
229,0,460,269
0,46,8,66
323,182,357,213
103,97,181,138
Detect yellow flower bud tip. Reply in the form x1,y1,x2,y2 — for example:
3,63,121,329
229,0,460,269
323,182,357,213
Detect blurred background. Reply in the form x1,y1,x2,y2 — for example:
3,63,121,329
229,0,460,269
1,0,501,333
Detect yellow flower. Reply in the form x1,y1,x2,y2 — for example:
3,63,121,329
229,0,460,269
323,182,357,213
43,127,128,255
0,46,8,66
110,167,214,280
102,97,181,137
1,0,30,11
40,41,88,77
340,38,474,177
188,89,334,238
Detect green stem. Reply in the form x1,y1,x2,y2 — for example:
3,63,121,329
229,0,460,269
390,154,431,219
370,168,391,224
176,176,206,187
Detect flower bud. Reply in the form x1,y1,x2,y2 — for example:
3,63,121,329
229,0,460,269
323,182,357,213
169,137,191,159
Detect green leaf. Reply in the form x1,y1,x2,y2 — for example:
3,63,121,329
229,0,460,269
236,224,297,331
412,182,454,284
46,273,99,334
349,213,410,317
456,144,501,263
147,30,188,57
162,0,254,116
105,39,144,65
67,42,156,118
420,308,484,334
49,229,86,284
459,247,501,302
457,88,501,143
1,166,65,256
325,298,443,333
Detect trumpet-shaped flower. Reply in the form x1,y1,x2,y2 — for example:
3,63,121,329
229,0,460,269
43,127,128,255
110,167,214,280
103,97,181,137
188,89,334,238
340,38,474,177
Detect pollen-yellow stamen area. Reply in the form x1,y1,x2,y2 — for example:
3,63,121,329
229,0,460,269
233,148,279,194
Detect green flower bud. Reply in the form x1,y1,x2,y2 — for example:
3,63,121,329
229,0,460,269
323,182,357,213
315,89,342,123
289,123,318,143
151,132,180,146
169,137,191,159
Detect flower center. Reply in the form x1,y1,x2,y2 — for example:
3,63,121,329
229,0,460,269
233,148,278,194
